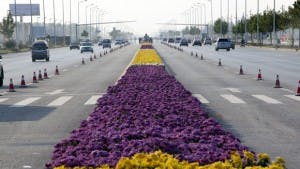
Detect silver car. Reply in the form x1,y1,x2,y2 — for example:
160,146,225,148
215,38,231,51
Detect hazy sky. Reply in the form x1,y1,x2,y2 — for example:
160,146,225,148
0,0,296,36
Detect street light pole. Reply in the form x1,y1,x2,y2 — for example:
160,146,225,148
273,0,276,45
245,0,247,41
257,0,259,45
43,0,46,38
77,0,87,41
220,0,222,37
14,0,18,49
69,0,72,44
62,0,65,45
235,0,237,42
30,0,33,44
53,0,56,47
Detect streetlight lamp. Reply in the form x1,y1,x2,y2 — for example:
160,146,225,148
77,0,87,41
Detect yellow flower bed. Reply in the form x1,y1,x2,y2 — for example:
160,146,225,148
54,151,285,169
131,49,163,65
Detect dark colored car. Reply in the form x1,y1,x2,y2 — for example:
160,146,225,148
179,39,189,46
31,40,50,62
102,39,112,48
192,39,202,46
69,42,80,50
80,46,94,53
163,38,167,42
168,38,175,43
98,40,103,46
175,37,181,43
204,38,212,45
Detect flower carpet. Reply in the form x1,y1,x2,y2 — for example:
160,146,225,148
47,44,285,169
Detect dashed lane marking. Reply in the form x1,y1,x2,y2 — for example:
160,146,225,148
224,88,241,93
84,95,102,105
63,69,68,72
47,96,73,106
45,89,65,95
221,94,246,104
252,95,282,104
12,97,41,107
280,88,294,93
23,166,32,168
193,94,209,104
0,98,9,103
285,95,300,102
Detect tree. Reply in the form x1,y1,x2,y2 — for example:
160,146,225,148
0,12,15,40
214,19,228,35
288,0,300,47
109,27,121,40
81,30,89,37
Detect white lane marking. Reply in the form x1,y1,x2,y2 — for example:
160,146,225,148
285,95,300,102
74,65,79,67
12,97,41,107
48,96,73,106
49,75,53,78
221,94,246,104
45,89,65,95
84,95,102,105
252,95,282,104
63,69,68,72
0,92,8,95
224,88,241,93
281,88,294,93
23,166,32,168
193,94,209,104
0,98,9,103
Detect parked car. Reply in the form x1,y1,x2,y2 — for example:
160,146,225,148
215,38,231,51
31,40,50,62
98,40,103,46
115,39,124,45
69,42,80,50
168,38,175,43
192,39,202,46
179,39,188,46
0,55,3,87
80,42,93,47
203,38,212,45
80,46,94,53
102,39,112,48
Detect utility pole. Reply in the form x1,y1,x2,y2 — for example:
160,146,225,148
235,0,237,42
62,0,65,45
30,0,33,45
43,0,46,38
257,0,259,45
53,0,56,47
220,0,222,37
70,0,72,44
245,0,247,41
227,0,229,37
273,0,276,46
14,0,18,49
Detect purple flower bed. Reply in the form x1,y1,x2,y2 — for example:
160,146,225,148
47,65,248,168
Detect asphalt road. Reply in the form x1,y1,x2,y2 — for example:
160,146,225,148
0,44,139,169
155,43,300,169
178,43,300,90
0,44,117,91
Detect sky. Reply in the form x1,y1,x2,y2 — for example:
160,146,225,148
0,0,297,36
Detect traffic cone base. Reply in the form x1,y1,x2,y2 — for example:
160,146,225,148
82,58,85,64
38,70,43,80
218,59,222,66
8,78,16,92
55,66,59,75
44,69,49,79
257,69,262,80
239,65,244,75
200,54,204,60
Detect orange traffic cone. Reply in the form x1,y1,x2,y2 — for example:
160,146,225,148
296,80,300,96
44,68,49,79
274,74,282,88
239,65,244,75
82,58,85,64
38,70,43,80
257,69,262,80
218,59,222,66
8,78,16,92
20,75,26,88
55,65,59,75
33,72,38,83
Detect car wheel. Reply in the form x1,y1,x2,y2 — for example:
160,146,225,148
46,57,49,62
227,48,230,51
215,48,218,51
0,78,3,87
32,58,36,62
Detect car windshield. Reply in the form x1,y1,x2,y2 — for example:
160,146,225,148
32,43,47,50
81,42,92,46
218,39,229,42
103,39,111,43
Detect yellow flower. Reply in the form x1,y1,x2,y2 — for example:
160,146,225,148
132,49,163,65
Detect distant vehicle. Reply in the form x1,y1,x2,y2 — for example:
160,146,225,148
203,38,212,45
229,39,235,49
115,39,124,45
80,42,93,47
69,42,80,50
0,55,3,87
31,40,50,62
102,39,112,48
168,38,175,43
175,37,181,43
187,39,192,44
80,46,94,53
179,39,188,46
215,38,231,51
162,38,167,42
98,40,103,46
192,39,202,46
